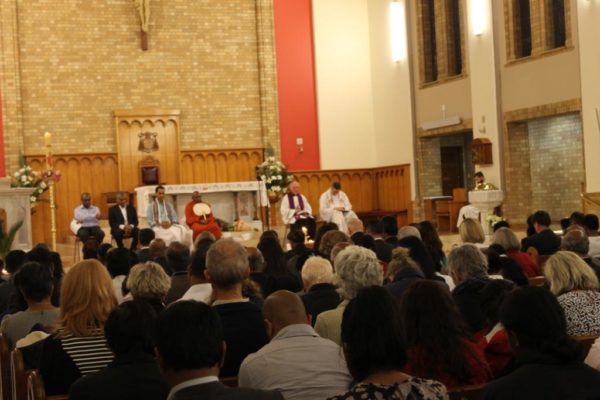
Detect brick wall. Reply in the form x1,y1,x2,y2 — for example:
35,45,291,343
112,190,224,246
0,0,279,169
504,121,532,224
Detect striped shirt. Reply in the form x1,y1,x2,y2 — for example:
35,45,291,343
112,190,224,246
60,332,114,376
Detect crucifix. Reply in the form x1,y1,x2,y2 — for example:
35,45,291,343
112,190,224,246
133,0,150,51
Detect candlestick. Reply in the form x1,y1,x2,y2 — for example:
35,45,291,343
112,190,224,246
44,132,57,252
44,132,52,146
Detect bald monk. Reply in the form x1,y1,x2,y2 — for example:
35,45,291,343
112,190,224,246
238,290,352,400
185,191,222,242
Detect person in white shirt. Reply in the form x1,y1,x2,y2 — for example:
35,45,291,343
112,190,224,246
238,290,353,400
280,181,316,238
319,182,357,234
146,185,188,246
73,192,105,244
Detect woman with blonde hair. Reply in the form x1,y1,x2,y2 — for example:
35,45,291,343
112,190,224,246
23,259,117,395
127,261,171,313
459,219,486,247
544,251,600,336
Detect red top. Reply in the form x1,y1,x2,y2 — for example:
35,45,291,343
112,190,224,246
404,339,493,390
480,328,513,377
508,249,539,277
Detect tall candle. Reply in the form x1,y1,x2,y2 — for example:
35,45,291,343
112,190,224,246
44,132,52,146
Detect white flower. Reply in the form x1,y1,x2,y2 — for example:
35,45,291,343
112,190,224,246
13,172,19,178
30,196,36,202
21,175,27,183
261,175,266,181
40,181,47,189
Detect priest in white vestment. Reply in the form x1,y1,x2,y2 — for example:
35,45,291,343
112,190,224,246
319,182,357,234
146,185,189,245
280,181,316,238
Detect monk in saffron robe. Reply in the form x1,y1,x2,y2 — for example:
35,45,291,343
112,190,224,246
185,191,222,242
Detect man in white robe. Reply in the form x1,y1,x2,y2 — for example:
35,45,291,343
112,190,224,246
319,182,357,234
280,181,316,238
146,185,189,246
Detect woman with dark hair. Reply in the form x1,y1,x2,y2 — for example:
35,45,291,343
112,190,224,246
485,245,528,287
418,221,445,271
485,286,600,399
328,286,448,400
399,281,492,389
397,236,445,284
257,236,301,294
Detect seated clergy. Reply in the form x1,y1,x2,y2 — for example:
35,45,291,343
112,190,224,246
185,191,222,242
146,185,187,246
108,192,139,250
319,182,357,234
280,181,316,239
239,290,353,400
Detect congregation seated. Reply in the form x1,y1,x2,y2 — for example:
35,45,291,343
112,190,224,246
156,301,282,400
299,256,341,326
543,251,600,336
520,210,561,255
396,225,422,241
26,244,64,308
560,226,600,282
135,228,155,263
397,236,448,286
22,259,117,396
384,248,424,300
0,249,26,313
248,247,274,298
105,247,132,303
492,227,538,277
257,235,302,294
417,220,446,271
318,230,351,261
206,239,269,377
364,220,392,262
313,222,339,256
163,242,191,304
484,286,600,399
239,290,353,399
148,238,172,275
399,280,492,388
347,217,365,244
382,215,399,247
314,245,383,345
459,218,486,249
97,243,113,265
327,286,448,400
447,244,491,336
0,262,60,349
284,229,313,273
69,300,169,400
583,213,600,257
126,261,171,314
179,237,215,303
485,245,528,286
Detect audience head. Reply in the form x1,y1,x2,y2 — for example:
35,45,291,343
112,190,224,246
570,211,585,228
246,247,266,273
330,241,352,264
149,238,167,259
364,220,383,236
260,230,279,241
97,243,113,264
313,222,339,250
492,220,510,232
156,301,224,373
500,286,579,362
263,290,308,337
301,256,334,290
5,249,26,275
544,251,599,295
459,218,485,244
341,286,407,382
286,229,305,247
318,230,350,260
532,210,551,231
560,217,571,234
561,226,589,255
346,218,364,236
334,246,382,300
584,214,599,235
481,279,516,329
189,238,214,281
14,261,53,303
526,214,536,237
138,228,155,247
396,225,422,241
105,247,132,278
358,234,376,252
194,231,216,247
417,221,443,251
485,244,528,286
381,216,398,238
27,244,54,270
60,259,117,336
386,247,420,281
447,244,488,285
397,236,438,277
105,300,156,355
493,227,521,252
166,241,190,273
257,235,287,276
127,262,171,300
206,238,249,290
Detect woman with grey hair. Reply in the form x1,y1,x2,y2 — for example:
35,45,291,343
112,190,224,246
447,244,491,335
127,261,171,314
493,227,538,277
314,245,383,345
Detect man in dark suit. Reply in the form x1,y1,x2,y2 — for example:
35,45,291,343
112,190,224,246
108,192,139,250
156,301,282,400
521,210,561,255
365,220,392,262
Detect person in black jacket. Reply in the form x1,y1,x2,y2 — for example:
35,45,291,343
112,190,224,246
300,256,341,326
108,192,139,250
520,210,561,255
69,300,168,400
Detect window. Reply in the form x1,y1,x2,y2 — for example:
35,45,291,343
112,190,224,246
514,0,532,58
545,0,566,49
446,0,462,76
421,0,438,83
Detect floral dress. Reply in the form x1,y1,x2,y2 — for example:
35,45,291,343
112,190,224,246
327,377,448,400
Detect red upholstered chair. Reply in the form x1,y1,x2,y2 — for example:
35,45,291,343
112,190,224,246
139,156,160,186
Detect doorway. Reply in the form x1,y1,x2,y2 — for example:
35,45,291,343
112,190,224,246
440,146,465,196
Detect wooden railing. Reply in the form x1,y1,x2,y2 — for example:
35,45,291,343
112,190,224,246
180,148,263,183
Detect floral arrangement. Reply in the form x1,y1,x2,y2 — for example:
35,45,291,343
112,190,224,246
256,147,293,198
485,213,505,227
11,155,61,205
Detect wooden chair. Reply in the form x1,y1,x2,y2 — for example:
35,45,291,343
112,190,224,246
0,334,11,400
11,348,28,400
448,384,486,400
139,156,160,186
26,370,44,400
528,275,546,287
220,376,238,388
574,334,600,358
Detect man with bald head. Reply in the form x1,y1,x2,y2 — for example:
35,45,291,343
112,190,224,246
185,191,222,242
280,181,316,239
238,290,352,400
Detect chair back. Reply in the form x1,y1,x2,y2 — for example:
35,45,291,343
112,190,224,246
26,370,44,400
449,384,486,400
528,275,546,287
574,334,600,359
0,334,11,400
11,349,27,400
139,156,160,186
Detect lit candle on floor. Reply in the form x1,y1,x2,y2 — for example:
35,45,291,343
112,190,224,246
302,226,308,243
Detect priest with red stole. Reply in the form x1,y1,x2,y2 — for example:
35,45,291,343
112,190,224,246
185,191,222,242
280,181,316,239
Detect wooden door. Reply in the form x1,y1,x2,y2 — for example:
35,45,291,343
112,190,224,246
440,146,464,196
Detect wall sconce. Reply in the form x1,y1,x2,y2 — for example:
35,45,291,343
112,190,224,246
390,0,407,62
470,0,487,36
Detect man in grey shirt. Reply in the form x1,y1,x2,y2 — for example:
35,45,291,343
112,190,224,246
238,290,353,400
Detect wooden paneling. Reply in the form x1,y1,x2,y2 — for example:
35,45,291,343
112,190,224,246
180,149,263,183
292,164,412,221
26,154,119,244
